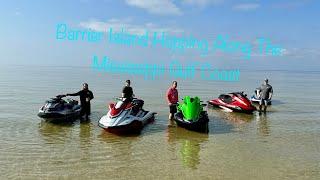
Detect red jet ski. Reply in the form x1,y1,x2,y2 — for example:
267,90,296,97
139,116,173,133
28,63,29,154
208,92,256,114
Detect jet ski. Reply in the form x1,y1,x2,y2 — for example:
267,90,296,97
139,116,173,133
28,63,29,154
98,97,156,134
38,95,81,120
174,96,209,133
208,92,256,114
250,89,272,105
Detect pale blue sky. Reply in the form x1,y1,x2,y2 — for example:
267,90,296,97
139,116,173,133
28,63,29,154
0,0,319,70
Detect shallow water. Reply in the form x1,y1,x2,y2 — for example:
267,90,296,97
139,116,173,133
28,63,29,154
0,65,319,179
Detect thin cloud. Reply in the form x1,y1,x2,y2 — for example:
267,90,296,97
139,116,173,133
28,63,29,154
232,3,260,11
271,0,311,9
79,18,183,35
125,0,182,16
14,8,22,16
279,48,320,59
182,0,224,7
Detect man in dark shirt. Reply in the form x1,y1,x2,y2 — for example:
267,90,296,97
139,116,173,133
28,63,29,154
66,83,94,119
257,78,273,113
122,80,134,100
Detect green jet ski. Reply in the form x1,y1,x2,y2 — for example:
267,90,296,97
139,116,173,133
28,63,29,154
174,96,209,133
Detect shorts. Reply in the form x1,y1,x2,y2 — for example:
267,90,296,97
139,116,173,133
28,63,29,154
259,99,268,106
169,104,177,114
80,103,91,116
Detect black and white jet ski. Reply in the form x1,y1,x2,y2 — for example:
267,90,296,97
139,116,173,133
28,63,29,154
250,89,272,105
38,95,81,120
98,97,156,134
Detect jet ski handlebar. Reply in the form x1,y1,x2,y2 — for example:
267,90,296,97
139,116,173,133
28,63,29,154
116,97,137,101
181,98,204,103
55,94,66,99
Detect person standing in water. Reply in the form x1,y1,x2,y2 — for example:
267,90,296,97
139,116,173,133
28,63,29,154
66,83,94,119
166,81,179,120
257,78,273,113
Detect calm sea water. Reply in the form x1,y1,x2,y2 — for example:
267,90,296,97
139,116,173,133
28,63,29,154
0,65,319,179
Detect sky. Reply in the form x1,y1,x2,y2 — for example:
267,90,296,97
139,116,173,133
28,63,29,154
0,0,319,70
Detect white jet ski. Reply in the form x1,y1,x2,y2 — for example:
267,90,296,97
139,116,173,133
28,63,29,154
98,97,156,134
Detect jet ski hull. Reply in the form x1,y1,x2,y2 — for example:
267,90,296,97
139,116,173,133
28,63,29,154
250,96,272,105
208,101,256,114
174,111,209,133
208,92,256,114
37,111,80,119
98,99,156,135
38,96,81,122
99,117,154,134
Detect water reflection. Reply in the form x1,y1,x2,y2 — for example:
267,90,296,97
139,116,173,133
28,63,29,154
79,119,94,161
266,99,285,105
38,115,80,124
206,108,254,135
79,118,93,145
166,127,208,169
97,130,141,163
207,107,271,137
255,113,270,136
38,120,75,144
208,108,254,124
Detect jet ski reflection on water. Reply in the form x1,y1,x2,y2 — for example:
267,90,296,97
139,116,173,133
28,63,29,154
98,97,156,134
250,89,272,105
208,92,256,114
38,95,81,120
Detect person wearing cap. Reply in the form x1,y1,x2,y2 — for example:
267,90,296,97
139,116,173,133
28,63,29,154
66,83,94,119
257,78,273,112
122,80,134,100
166,81,179,120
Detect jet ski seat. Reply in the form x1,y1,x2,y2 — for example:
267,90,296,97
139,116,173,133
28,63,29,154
219,94,233,103
132,99,144,115
133,99,144,109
